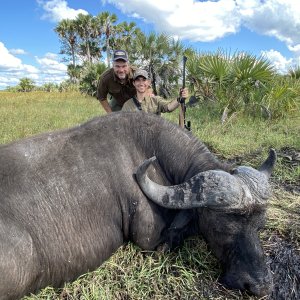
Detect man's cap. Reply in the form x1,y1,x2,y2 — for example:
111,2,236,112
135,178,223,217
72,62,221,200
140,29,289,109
113,50,128,62
133,69,149,80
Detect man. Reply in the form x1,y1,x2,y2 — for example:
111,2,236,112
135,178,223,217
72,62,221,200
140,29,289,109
96,50,137,113
122,69,189,115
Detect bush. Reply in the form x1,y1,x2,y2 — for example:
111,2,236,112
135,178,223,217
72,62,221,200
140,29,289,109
79,62,107,96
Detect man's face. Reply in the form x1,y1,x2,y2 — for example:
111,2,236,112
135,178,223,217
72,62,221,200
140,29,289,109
113,60,129,80
133,76,150,93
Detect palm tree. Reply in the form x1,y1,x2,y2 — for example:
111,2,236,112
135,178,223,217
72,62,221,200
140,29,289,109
112,21,141,53
96,11,118,67
288,65,300,79
158,37,185,97
54,19,78,66
229,52,275,108
67,64,82,84
186,50,275,114
187,50,231,102
75,13,94,63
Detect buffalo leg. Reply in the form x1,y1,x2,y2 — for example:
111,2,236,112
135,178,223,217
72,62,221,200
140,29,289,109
130,199,167,250
0,219,39,300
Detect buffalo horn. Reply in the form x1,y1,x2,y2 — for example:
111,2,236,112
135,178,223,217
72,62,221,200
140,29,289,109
258,149,277,178
136,156,254,210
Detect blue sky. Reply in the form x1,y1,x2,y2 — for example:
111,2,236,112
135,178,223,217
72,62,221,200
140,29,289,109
1,0,299,90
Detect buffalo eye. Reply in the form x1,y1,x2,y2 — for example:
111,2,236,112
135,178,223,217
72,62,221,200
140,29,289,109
230,168,238,175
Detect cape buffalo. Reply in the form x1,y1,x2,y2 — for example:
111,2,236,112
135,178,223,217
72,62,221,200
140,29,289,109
0,112,276,299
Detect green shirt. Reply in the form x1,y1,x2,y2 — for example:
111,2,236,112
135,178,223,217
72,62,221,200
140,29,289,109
122,95,178,115
96,67,137,107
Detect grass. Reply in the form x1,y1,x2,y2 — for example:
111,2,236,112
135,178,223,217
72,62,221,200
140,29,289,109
267,187,300,243
166,104,300,157
0,91,102,144
0,91,299,300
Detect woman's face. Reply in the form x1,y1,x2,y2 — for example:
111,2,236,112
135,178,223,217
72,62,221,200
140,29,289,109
133,76,151,93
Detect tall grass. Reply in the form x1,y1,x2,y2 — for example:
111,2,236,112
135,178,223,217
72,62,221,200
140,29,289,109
0,91,102,144
165,103,300,155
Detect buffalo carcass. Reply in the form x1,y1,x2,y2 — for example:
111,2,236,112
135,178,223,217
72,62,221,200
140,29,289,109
0,112,276,299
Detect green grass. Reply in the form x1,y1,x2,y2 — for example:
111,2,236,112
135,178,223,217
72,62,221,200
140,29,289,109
0,91,102,144
166,105,300,157
0,92,299,300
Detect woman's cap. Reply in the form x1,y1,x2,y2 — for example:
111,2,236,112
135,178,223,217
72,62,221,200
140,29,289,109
133,69,149,80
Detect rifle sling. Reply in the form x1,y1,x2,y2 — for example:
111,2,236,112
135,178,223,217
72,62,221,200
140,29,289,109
132,96,142,111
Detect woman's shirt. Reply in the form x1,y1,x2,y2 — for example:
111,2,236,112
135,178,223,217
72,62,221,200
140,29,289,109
122,95,179,115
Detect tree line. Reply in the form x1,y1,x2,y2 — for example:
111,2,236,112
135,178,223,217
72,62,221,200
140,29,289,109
7,11,300,120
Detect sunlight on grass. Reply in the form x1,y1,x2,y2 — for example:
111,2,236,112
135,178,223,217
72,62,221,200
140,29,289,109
0,91,103,144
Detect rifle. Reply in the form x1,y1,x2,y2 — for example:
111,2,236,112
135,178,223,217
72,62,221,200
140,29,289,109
178,56,191,131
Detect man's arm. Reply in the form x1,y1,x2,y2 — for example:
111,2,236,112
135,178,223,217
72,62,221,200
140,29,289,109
99,99,113,113
96,69,113,113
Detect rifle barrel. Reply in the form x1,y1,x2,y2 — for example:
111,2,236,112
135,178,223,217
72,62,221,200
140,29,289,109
182,56,187,89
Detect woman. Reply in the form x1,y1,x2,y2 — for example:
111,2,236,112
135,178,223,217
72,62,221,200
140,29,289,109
122,69,189,115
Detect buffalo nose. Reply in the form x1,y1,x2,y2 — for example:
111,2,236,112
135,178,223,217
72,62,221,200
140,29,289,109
244,279,273,297
219,272,273,297
247,271,273,297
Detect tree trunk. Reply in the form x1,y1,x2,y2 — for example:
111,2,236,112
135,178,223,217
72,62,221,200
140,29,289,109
106,35,111,68
150,64,157,95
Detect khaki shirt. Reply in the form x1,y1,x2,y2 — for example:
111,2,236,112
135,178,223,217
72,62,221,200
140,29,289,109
122,95,179,115
96,67,137,106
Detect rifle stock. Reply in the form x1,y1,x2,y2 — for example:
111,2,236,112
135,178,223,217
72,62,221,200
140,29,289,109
179,104,185,128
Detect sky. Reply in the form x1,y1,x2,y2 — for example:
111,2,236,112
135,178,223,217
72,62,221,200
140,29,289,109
0,0,300,90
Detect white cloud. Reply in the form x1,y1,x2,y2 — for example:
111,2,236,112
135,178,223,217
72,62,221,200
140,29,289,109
0,42,67,89
262,49,294,74
0,42,39,73
288,44,300,54
34,52,68,85
104,0,241,42
105,0,300,72
237,0,300,50
34,52,68,84
37,0,88,22
35,52,68,74
0,42,23,70
0,76,20,90
9,48,28,55
106,0,300,47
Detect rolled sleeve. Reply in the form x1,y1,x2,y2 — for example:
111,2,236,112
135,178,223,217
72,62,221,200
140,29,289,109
157,97,178,113
96,76,108,102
